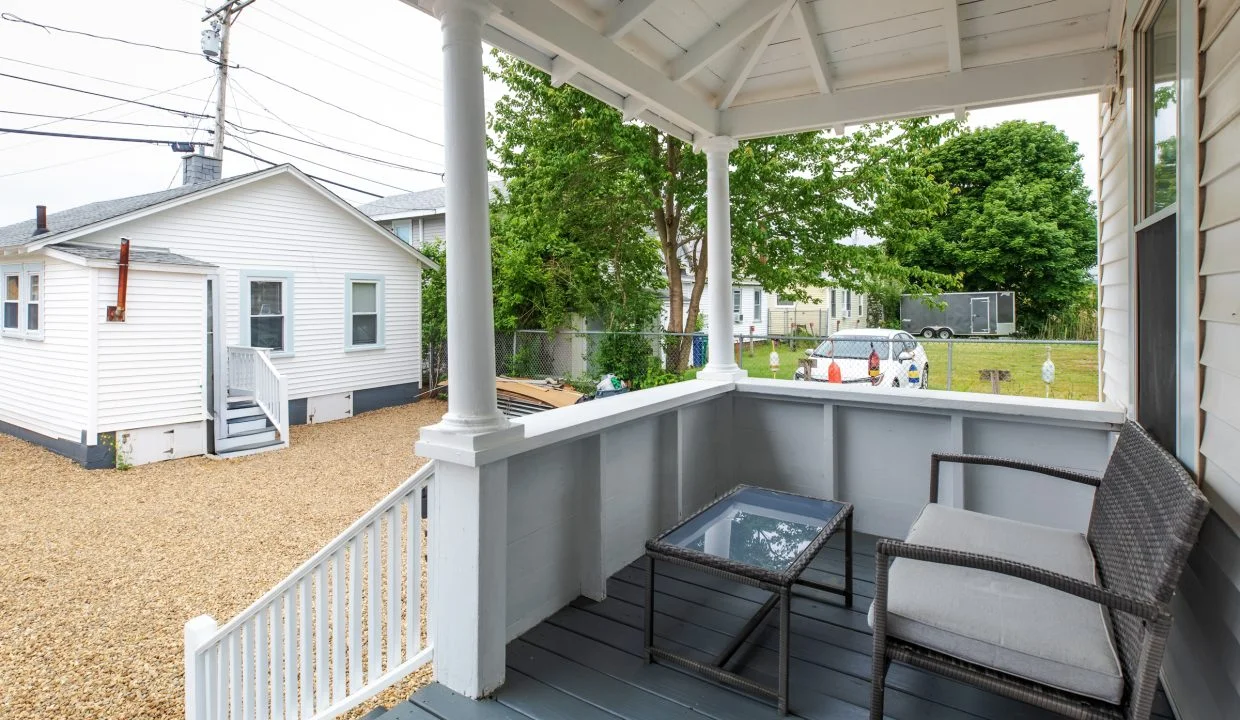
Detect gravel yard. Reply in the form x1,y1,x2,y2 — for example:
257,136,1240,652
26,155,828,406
0,399,446,720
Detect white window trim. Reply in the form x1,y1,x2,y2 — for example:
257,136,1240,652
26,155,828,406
345,274,385,351
2,262,44,340
732,288,742,317
240,270,294,357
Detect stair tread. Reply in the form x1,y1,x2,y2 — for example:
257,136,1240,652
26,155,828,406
217,438,284,455
226,413,268,424
226,426,277,439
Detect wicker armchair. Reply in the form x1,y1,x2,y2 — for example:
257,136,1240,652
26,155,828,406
869,421,1209,720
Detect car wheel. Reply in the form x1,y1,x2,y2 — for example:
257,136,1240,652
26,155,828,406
891,377,900,388
921,328,935,339
937,328,953,340
793,371,805,381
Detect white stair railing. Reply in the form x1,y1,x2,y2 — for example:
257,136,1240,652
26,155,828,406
185,463,435,720
225,346,289,442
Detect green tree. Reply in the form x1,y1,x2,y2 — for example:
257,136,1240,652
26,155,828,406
887,121,1098,333
488,54,957,369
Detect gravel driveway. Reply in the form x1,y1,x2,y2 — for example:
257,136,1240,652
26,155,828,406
0,399,446,720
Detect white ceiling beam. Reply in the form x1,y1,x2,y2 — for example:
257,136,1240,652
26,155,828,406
622,96,648,121
603,0,662,40
943,0,962,72
788,0,832,94
488,0,720,136
550,56,577,87
1104,0,1125,48
724,49,1116,139
718,0,796,110
667,0,787,83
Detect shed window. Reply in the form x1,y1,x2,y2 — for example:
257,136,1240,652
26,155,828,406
249,279,286,352
26,274,39,331
347,277,383,348
3,274,17,330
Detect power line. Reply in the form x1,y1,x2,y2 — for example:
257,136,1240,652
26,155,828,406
224,146,386,198
0,73,211,121
0,13,202,57
0,146,138,180
265,0,442,88
227,135,417,192
0,127,210,146
226,121,441,175
0,109,214,133
0,55,213,101
237,65,443,147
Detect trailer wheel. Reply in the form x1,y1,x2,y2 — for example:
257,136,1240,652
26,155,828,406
921,328,935,338
937,328,953,340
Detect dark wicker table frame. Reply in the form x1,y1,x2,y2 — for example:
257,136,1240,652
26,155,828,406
644,485,854,716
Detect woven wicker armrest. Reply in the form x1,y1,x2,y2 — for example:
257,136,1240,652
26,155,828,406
873,539,1166,621
929,453,1101,504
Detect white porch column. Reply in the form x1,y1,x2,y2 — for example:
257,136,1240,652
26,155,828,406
422,0,510,445
698,136,748,381
417,0,519,702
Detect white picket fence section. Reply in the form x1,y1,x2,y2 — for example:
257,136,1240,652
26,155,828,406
184,463,435,720
226,346,290,442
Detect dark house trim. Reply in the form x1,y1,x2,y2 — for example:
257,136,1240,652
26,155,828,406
285,381,421,427
0,421,115,469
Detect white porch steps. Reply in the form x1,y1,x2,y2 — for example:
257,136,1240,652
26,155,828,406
216,397,284,457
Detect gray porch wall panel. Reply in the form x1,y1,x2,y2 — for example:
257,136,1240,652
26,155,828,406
961,418,1105,532
677,395,731,513
506,438,589,641
599,414,675,580
1165,511,1240,719
732,396,828,496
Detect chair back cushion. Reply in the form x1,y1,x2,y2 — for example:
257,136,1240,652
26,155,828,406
1087,421,1209,689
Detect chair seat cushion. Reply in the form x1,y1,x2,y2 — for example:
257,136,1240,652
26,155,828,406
868,504,1123,704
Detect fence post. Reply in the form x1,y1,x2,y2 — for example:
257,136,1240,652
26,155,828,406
946,340,954,391
184,614,218,720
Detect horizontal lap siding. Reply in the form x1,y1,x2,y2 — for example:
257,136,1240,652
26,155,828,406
1098,92,1131,407
0,257,89,441
81,173,423,401
1167,4,1240,718
96,270,205,431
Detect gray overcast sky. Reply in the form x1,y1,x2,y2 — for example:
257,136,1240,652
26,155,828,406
0,0,1099,226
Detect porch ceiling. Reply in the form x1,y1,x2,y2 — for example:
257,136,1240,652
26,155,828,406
404,0,1122,141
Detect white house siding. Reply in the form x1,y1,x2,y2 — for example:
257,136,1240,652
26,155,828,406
421,214,445,246
95,268,205,432
0,255,89,442
1097,87,1130,408
77,173,423,402
1162,4,1240,719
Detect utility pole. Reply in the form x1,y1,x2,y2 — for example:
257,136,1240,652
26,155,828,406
201,0,258,161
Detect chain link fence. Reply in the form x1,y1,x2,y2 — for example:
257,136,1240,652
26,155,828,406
423,331,1100,402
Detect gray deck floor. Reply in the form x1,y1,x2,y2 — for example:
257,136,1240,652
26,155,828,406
391,533,1176,720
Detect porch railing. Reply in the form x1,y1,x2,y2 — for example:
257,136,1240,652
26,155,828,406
227,346,290,441
184,462,435,720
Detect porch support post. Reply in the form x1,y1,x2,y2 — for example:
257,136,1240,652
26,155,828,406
699,136,748,381
421,0,515,449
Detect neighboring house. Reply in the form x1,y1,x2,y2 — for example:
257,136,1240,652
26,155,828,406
358,180,505,248
0,156,436,468
662,277,870,339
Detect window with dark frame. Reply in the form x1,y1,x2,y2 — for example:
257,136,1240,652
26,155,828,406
1144,0,1177,217
350,280,380,346
3,274,18,330
249,280,285,351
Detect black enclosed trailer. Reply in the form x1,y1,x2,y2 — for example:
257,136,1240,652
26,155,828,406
900,291,1017,338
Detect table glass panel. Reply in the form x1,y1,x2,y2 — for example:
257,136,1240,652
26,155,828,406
660,488,845,573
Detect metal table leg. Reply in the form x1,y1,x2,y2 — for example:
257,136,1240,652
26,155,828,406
845,512,854,608
778,585,791,715
644,555,655,664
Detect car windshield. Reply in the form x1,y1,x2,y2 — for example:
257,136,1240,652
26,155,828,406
813,337,892,360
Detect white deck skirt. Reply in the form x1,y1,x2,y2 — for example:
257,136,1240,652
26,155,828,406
402,0,1118,140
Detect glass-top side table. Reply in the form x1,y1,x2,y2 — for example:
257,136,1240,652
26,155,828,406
644,485,854,715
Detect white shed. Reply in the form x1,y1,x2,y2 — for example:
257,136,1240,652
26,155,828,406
0,160,437,467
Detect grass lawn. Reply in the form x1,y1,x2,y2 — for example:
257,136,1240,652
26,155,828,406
735,338,1099,401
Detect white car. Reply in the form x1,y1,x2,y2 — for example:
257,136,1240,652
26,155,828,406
792,328,930,389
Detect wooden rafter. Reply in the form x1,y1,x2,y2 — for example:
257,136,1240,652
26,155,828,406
718,0,796,109
603,0,662,40
943,0,962,73
788,0,832,94
668,0,787,82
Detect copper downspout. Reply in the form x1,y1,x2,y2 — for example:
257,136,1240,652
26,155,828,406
107,238,130,322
